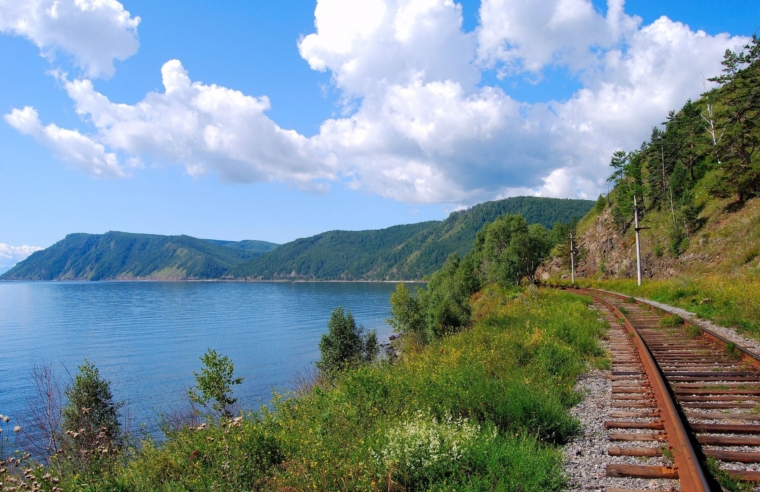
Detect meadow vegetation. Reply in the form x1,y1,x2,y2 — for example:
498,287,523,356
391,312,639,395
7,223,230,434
1,287,607,491
567,275,760,340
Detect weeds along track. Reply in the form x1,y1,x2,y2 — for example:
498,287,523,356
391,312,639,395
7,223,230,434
567,286,760,491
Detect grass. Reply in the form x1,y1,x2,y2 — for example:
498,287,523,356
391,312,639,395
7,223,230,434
685,324,703,339
14,287,608,491
659,314,683,327
560,275,760,341
704,457,753,492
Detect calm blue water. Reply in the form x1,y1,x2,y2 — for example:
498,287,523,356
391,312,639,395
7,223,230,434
0,281,410,434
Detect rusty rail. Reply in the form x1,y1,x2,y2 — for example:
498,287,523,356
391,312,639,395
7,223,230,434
574,287,712,492
582,286,760,371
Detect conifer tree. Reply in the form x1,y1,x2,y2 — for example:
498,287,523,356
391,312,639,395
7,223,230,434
707,36,760,201
317,308,378,375
61,360,123,465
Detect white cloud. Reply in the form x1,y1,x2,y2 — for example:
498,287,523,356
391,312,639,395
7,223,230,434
299,0,479,95
3,0,751,205
0,244,43,269
5,106,124,177
302,0,748,203
0,0,140,78
56,60,334,186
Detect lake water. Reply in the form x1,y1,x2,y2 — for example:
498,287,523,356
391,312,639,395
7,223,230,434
0,281,410,434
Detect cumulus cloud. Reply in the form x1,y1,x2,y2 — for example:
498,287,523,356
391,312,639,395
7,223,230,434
5,106,124,177
0,0,140,78
3,0,751,204
0,244,43,269
303,0,747,203
57,60,334,186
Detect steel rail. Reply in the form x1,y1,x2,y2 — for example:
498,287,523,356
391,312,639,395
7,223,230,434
573,287,712,492
582,286,760,371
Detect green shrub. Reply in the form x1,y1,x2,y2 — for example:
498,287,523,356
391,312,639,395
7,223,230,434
317,307,378,376
659,314,684,327
188,349,243,418
595,194,606,214
60,360,124,477
373,411,485,487
654,243,664,258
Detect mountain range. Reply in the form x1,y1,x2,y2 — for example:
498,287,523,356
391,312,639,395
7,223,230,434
2,196,594,281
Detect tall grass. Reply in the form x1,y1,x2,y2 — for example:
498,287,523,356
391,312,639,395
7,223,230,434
11,288,607,491
570,275,760,339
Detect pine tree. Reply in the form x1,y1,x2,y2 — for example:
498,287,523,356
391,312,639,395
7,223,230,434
317,308,378,375
61,360,122,462
707,36,760,202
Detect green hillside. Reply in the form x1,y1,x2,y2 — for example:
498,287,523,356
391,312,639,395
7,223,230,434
0,232,274,280
3,197,593,282
203,239,280,253
230,196,594,280
561,36,760,283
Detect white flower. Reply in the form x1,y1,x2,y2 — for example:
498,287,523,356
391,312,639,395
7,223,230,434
375,410,487,481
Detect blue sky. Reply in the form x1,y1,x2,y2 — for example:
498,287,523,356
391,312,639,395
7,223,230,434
0,0,757,267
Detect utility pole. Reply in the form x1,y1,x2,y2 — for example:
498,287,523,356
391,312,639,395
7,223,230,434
633,193,650,286
569,232,575,284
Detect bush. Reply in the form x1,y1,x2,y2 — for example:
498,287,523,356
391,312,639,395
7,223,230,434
595,194,606,213
373,411,485,488
188,349,244,418
659,314,684,327
654,243,664,258
317,307,378,375
62,360,121,441
60,360,123,475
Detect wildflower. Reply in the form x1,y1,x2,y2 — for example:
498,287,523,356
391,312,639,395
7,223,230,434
13,426,21,433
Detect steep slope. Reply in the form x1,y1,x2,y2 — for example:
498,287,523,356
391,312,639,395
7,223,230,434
231,196,594,280
1,232,273,280
545,187,760,281
542,40,760,282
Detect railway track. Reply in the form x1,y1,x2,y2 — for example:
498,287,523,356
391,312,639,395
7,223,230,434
564,286,760,491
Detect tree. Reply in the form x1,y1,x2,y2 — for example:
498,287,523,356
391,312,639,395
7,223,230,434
607,150,630,185
677,99,709,182
594,194,606,214
707,36,760,202
423,254,477,339
61,360,122,460
317,307,378,375
188,349,243,418
472,214,551,286
388,283,427,342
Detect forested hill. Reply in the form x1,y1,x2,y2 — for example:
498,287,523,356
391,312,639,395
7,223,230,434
551,37,760,281
229,196,594,280
3,197,593,281
0,232,280,280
